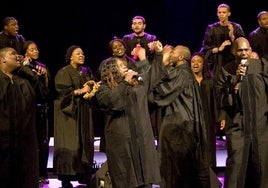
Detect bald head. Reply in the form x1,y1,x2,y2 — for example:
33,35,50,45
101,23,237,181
174,45,191,60
232,37,252,61
233,37,250,49
169,45,191,66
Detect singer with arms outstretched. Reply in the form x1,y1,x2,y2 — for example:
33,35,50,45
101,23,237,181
215,37,268,188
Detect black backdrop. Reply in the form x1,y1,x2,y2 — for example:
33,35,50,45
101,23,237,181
1,0,267,76
1,0,267,136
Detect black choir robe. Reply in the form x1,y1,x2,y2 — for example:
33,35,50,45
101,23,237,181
215,58,268,188
198,77,218,169
0,70,38,188
53,65,95,182
149,59,220,188
95,59,161,188
200,22,245,77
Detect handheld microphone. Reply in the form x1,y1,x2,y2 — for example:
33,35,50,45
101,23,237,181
23,62,37,70
20,55,37,70
240,59,247,81
133,44,141,60
132,74,143,82
128,69,143,82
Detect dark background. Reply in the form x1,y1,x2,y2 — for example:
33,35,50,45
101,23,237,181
1,0,267,136
1,0,267,77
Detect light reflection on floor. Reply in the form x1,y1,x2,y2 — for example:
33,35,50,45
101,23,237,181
41,137,226,188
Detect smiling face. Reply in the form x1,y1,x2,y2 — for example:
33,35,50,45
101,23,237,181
25,42,39,60
70,48,85,66
111,40,126,57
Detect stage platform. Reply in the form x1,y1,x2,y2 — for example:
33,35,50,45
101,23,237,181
41,137,227,188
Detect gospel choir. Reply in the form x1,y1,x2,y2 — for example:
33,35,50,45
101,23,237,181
1,4,268,188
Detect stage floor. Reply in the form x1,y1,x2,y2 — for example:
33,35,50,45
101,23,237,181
41,137,227,188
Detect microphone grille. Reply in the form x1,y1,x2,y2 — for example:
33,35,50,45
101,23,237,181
241,59,247,65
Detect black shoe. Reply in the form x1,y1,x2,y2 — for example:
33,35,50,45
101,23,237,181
78,176,91,184
62,181,73,188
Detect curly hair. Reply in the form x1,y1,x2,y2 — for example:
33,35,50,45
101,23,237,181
100,57,124,88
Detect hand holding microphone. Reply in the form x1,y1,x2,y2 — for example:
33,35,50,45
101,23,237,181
239,59,248,81
23,61,37,70
20,55,47,76
19,55,38,71
125,69,143,85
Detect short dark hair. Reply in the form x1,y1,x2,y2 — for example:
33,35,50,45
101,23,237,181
108,36,126,54
217,3,230,12
132,15,146,24
2,17,17,27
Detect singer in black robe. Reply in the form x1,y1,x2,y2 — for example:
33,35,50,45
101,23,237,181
53,66,95,180
149,45,212,188
96,50,161,188
53,45,96,187
122,15,157,62
215,37,268,188
122,17,161,142
0,47,38,188
199,3,245,78
248,11,268,61
190,52,219,170
95,37,137,152
0,17,26,55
